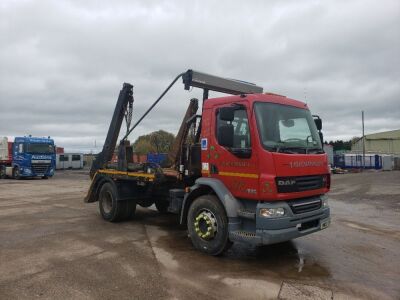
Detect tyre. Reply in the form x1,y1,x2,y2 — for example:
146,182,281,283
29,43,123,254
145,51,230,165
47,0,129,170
98,182,136,222
187,195,232,256
155,199,169,213
0,166,5,179
13,167,21,180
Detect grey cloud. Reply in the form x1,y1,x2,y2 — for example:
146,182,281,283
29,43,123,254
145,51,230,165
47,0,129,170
0,0,399,151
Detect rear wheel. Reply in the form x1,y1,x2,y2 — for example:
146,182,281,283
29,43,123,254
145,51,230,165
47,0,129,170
187,195,232,256
99,182,136,222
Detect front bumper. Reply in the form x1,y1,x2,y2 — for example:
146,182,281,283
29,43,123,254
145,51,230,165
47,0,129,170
257,216,330,245
229,196,330,245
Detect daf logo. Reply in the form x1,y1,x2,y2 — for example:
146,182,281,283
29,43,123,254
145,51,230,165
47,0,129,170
278,179,296,186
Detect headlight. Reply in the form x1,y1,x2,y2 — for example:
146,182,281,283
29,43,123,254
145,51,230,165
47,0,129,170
260,207,286,218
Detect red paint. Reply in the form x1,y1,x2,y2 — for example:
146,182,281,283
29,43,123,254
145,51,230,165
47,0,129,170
56,147,64,154
8,142,13,163
200,93,329,202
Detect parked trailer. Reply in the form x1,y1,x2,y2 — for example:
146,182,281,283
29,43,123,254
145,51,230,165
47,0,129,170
0,137,12,164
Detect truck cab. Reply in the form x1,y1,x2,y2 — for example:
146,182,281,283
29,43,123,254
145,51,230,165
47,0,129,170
10,136,56,179
197,93,330,246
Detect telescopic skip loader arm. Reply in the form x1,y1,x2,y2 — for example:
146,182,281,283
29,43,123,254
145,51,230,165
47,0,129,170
89,83,133,178
89,70,262,179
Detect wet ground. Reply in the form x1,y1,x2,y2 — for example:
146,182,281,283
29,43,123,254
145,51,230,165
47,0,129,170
0,170,399,299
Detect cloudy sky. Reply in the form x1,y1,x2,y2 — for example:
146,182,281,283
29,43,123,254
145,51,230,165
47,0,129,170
0,0,399,152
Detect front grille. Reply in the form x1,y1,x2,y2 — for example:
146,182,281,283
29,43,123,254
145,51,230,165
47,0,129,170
296,175,324,191
288,198,322,214
276,175,324,193
32,163,50,174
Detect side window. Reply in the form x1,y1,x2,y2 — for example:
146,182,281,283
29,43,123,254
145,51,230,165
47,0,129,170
60,155,68,162
217,108,251,149
72,155,81,161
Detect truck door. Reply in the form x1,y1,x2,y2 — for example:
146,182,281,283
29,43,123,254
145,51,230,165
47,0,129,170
13,142,24,166
209,103,259,200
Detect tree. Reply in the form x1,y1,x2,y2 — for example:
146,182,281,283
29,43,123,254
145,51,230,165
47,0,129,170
133,130,175,155
328,139,354,151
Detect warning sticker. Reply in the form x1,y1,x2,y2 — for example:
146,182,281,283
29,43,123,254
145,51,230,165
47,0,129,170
201,138,208,150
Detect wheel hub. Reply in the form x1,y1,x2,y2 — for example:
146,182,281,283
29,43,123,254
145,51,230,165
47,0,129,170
194,210,217,240
102,191,113,214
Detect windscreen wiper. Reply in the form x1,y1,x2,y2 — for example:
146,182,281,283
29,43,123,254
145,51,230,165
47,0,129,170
270,145,299,154
306,147,325,154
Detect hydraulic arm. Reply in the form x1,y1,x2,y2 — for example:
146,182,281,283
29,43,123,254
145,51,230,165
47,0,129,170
90,83,133,178
90,70,263,178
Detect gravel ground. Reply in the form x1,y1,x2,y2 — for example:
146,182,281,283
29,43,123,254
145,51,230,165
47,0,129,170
0,170,399,299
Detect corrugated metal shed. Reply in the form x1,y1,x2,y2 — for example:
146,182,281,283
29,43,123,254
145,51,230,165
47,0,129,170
352,129,400,155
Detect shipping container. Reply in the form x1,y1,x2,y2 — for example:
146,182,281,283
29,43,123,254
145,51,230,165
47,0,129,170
382,155,393,171
336,153,382,169
56,147,64,154
147,153,168,165
0,137,9,162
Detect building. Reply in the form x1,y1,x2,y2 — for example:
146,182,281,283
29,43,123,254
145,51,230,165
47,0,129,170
56,153,84,170
352,129,400,155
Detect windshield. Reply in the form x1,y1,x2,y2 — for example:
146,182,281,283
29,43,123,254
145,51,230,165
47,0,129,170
254,102,322,153
26,143,55,154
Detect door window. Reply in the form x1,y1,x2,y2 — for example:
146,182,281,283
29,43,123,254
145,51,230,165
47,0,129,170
217,108,251,149
72,155,81,161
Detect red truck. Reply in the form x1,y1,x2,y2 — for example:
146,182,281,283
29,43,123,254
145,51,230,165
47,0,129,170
85,70,330,255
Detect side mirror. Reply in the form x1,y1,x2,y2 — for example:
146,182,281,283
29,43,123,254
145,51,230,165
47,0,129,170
219,107,235,122
218,124,234,147
314,117,322,131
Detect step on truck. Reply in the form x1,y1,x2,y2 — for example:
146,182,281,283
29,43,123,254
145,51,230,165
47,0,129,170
0,136,56,179
85,70,330,255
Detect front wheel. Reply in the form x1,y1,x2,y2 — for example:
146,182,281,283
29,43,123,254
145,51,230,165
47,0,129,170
13,167,21,180
187,195,232,256
99,182,136,222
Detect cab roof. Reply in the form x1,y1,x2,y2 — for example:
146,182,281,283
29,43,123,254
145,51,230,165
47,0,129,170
203,93,309,110
15,136,54,144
